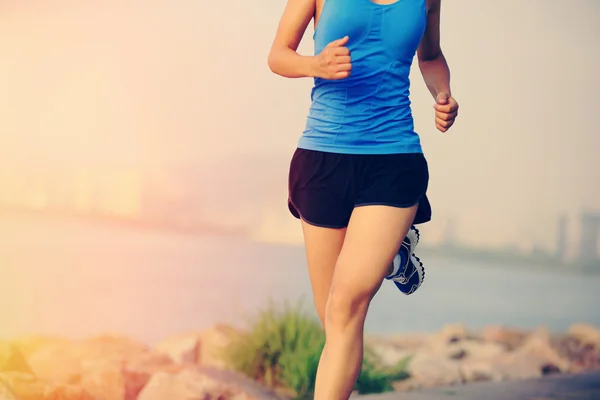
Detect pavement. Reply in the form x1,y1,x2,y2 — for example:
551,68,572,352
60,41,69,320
355,372,600,400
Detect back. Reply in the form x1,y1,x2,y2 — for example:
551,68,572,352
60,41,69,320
299,0,427,155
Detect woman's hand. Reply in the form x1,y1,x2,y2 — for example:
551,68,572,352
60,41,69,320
311,36,352,80
434,92,458,133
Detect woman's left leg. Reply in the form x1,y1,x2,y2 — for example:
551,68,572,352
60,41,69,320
313,204,418,400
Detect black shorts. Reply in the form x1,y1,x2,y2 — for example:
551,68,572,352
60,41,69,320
288,148,431,229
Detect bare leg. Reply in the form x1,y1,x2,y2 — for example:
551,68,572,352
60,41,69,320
300,220,347,326
313,205,418,400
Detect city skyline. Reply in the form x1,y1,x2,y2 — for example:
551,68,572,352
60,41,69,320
0,163,597,266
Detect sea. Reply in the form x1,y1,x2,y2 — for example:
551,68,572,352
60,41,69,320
1,213,599,345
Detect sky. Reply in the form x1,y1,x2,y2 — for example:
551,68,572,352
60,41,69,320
0,0,599,253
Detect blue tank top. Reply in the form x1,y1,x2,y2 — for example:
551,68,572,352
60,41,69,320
298,0,427,155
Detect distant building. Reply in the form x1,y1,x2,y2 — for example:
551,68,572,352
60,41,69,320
556,214,567,262
578,212,600,264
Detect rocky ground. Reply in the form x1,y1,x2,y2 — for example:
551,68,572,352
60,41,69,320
366,323,600,391
1,323,599,400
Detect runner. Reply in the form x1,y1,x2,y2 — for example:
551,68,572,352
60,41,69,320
268,0,458,398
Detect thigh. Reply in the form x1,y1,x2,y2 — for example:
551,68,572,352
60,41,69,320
301,220,347,324
331,205,418,300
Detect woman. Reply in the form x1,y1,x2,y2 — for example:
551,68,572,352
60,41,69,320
268,0,458,398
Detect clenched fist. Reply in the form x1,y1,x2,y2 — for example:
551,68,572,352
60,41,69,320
312,36,352,80
434,92,459,133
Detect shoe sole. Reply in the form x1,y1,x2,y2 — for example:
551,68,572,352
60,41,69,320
387,226,424,291
404,226,420,273
400,254,425,295
413,254,425,284
405,225,420,257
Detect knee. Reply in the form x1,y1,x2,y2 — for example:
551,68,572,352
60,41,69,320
325,284,370,330
315,302,326,328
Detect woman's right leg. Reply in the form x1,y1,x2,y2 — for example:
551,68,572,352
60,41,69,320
301,220,346,326
313,204,418,400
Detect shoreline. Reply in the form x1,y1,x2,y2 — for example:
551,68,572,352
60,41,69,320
3,209,598,277
1,322,599,399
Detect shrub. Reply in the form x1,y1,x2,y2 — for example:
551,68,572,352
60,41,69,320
224,300,324,398
224,300,410,399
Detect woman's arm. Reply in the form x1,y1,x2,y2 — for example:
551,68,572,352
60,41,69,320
417,0,458,132
417,0,450,98
267,0,316,78
267,0,352,80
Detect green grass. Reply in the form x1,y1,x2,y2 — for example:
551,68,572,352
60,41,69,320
224,300,410,399
356,347,411,395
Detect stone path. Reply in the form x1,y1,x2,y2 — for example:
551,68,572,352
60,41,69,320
355,372,600,400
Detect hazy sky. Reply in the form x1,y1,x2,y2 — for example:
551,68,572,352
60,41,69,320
1,1,599,251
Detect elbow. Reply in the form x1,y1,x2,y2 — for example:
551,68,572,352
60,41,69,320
267,52,275,73
418,49,444,66
267,50,280,75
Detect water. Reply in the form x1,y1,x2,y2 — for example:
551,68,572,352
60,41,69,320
1,213,599,345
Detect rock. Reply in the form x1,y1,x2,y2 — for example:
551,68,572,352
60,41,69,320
364,339,415,368
0,373,39,396
25,341,82,384
26,334,151,384
74,335,150,360
444,327,573,384
374,333,430,350
541,363,561,375
154,334,199,364
460,327,573,383
154,324,243,368
567,324,600,349
0,372,94,400
42,383,96,400
0,373,43,400
0,376,18,400
553,336,600,372
0,342,31,374
424,324,470,355
84,347,177,400
196,365,289,400
137,369,233,400
365,333,431,369
494,351,545,381
78,359,126,400
445,340,506,361
406,352,463,388
480,325,528,350
459,352,546,383
21,335,179,400
458,338,554,384
459,359,504,383
197,325,243,368
439,324,469,343
514,327,570,372
122,350,181,400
